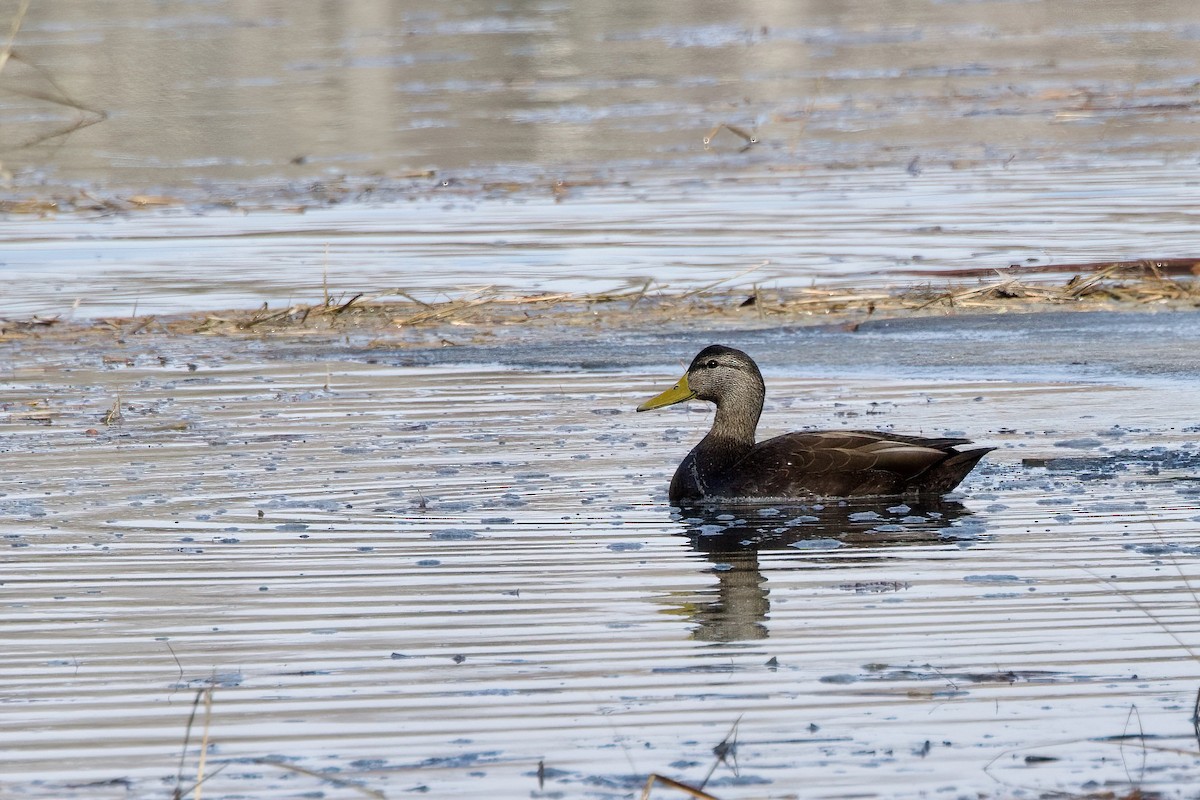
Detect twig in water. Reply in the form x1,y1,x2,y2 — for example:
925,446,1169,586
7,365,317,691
331,293,363,316
677,262,769,301
0,35,107,150
102,395,122,426
700,716,741,789
196,687,213,800
322,243,330,306
928,665,960,692
638,773,720,800
164,640,184,685
1119,704,1147,789
173,690,203,798
127,316,156,335
253,759,385,800
628,278,653,311
394,291,435,310
1193,687,1200,751
0,0,30,76
173,686,224,800
702,123,758,152
635,716,742,798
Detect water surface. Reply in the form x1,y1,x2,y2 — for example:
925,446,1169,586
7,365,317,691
3,0,1198,187
3,319,1200,797
3,2,1200,796
1,0,1198,317
1,162,1198,319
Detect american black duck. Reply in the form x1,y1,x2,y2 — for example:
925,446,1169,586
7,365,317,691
637,345,993,504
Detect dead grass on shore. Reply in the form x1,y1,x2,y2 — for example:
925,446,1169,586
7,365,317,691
2,260,1198,345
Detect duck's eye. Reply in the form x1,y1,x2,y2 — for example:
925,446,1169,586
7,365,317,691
705,359,719,369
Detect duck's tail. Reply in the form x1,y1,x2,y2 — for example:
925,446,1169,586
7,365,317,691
919,447,995,494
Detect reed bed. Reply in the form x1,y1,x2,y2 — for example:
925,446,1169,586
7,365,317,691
1,260,1197,344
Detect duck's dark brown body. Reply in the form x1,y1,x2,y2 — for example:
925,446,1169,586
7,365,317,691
669,428,991,503
638,345,993,505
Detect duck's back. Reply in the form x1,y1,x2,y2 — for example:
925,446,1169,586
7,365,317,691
700,430,992,500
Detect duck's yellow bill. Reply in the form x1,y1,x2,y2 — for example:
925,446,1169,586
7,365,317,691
636,373,695,411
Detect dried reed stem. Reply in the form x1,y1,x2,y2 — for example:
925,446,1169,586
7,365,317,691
0,0,30,76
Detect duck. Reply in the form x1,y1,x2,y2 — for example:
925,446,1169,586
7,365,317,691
636,345,993,504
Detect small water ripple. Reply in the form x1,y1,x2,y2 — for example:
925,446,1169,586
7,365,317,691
3,353,1200,797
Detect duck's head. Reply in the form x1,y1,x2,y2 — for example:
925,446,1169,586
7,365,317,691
637,345,765,411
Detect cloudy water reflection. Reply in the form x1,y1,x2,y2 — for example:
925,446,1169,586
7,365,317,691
1,0,1198,315
2,0,1198,186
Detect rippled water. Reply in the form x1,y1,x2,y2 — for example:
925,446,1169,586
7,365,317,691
3,0,1198,186
3,162,1199,319
2,0,1199,318
3,2,1200,796
4,329,1200,797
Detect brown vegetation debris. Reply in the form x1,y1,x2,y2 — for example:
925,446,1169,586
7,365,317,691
2,260,1196,346
0,197,59,214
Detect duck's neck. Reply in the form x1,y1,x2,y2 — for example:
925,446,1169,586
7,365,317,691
692,390,760,470
670,380,764,502
709,387,762,447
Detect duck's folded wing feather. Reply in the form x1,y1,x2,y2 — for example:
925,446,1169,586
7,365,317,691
717,431,969,498
835,430,973,449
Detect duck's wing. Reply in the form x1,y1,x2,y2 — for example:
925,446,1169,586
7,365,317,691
716,430,991,498
841,430,974,449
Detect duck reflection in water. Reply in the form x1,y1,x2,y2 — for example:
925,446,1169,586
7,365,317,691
674,498,981,642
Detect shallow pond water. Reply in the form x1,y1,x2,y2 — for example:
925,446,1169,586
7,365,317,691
3,318,1200,798
4,0,1198,187
2,162,1200,320
2,0,1200,319
3,1,1200,796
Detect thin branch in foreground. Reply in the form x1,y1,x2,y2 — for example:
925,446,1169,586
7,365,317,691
638,773,720,800
0,0,29,76
172,686,224,800
252,758,386,800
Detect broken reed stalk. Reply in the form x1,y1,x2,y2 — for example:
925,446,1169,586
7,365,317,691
252,759,386,800
195,687,213,800
1193,688,1200,750
391,288,574,327
330,292,363,315
393,296,491,327
322,243,330,307
171,686,224,800
0,0,29,76
102,394,122,426
0,12,108,150
676,261,768,301
173,689,205,799
639,716,740,800
394,291,435,310
639,774,721,800
627,278,654,311
1119,704,1148,789
702,122,758,152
